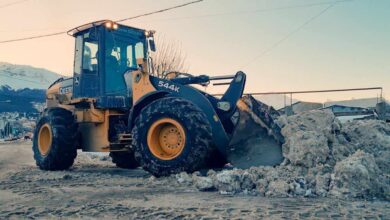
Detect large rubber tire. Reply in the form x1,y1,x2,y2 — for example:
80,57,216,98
32,108,78,170
132,97,213,176
110,151,139,169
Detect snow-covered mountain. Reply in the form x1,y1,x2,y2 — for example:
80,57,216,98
0,62,64,90
0,62,63,113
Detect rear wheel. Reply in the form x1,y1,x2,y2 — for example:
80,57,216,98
110,151,139,169
32,108,78,170
132,97,213,176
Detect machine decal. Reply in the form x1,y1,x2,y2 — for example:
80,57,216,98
157,81,180,92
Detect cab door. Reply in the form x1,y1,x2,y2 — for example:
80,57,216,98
73,32,101,98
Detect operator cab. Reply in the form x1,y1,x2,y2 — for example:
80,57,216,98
68,20,154,108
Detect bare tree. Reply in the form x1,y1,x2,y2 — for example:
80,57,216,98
150,36,187,78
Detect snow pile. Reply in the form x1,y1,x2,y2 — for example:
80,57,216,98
341,120,390,174
329,150,382,198
171,110,390,199
279,110,336,168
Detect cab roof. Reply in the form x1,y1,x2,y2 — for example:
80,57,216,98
67,20,146,37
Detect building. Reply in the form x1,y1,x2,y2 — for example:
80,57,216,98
276,97,389,122
320,104,376,122
0,120,13,138
324,97,381,109
376,101,390,122
0,117,6,138
0,116,24,139
321,105,373,117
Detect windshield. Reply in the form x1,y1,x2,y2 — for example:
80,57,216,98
105,29,146,76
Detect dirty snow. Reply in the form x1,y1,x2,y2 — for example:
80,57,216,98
169,110,390,200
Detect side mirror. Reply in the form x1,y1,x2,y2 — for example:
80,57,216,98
149,39,156,52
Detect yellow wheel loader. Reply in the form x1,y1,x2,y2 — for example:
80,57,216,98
33,20,284,176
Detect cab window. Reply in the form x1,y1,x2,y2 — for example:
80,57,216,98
135,42,144,59
74,35,83,75
126,45,134,67
82,34,99,74
125,42,144,69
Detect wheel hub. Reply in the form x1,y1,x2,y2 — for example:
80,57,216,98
38,123,52,156
147,118,186,160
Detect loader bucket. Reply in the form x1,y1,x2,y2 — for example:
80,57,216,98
227,95,284,169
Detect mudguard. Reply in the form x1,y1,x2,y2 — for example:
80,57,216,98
128,90,169,129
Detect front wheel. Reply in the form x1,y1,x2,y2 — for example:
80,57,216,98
132,97,213,176
32,108,78,170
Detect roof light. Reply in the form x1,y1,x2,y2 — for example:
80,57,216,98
145,30,155,37
105,22,112,29
113,23,118,30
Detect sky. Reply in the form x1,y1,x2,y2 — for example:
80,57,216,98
0,0,389,102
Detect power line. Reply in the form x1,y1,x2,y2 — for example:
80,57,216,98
0,27,66,33
0,0,349,44
115,0,204,22
137,0,351,22
0,0,348,31
0,31,67,44
240,3,338,69
0,0,342,35
0,0,204,44
0,0,29,9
